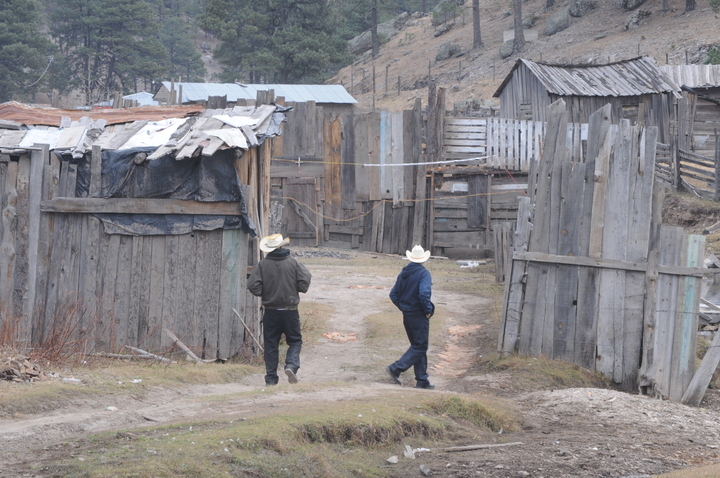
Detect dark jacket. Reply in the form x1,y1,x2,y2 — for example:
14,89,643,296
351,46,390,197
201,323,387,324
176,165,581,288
247,248,312,309
389,262,434,317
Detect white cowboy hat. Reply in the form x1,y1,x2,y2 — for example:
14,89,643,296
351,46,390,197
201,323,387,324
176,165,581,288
406,245,431,263
259,233,290,253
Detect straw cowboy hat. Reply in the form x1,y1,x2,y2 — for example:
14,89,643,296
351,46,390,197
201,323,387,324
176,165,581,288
406,245,431,263
259,233,291,253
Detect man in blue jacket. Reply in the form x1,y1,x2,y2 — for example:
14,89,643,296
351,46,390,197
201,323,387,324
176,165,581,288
386,245,435,389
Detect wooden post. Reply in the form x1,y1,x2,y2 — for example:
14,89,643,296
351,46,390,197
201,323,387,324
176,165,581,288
385,63,389,97
714,129,720,202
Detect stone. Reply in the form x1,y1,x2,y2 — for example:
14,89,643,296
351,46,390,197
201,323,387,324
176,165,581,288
499,40,514,59
569,0,597,17
620,0,648,9
546,8,571,36
436,42,462,61
625,9,651,30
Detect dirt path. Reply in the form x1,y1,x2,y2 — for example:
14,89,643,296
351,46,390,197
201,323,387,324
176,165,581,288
4,252,720,477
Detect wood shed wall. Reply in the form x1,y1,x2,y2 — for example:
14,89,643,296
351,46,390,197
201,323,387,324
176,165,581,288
498,63,675,143
0,146,261,359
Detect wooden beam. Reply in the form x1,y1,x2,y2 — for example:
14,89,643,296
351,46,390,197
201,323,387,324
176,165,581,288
682,320,720,406
40,198,242,215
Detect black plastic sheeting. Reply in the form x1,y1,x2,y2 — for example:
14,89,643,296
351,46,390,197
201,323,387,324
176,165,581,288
62,146,256,237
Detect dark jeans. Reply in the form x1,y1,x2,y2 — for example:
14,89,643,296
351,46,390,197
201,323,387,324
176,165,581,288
389,312,430,387
263,308,302,385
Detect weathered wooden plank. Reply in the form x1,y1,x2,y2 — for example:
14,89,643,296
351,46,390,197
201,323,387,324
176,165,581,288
367,112,382,202
391,111,404,206
161,235,180,350
98,233,120,350
324,116,342,220
23,147,47,331
12,155,31,330
341,115,356,210
354,113,370,202
32,151,60,344
654,226,684,398
409,100,426,247
380,111,393,200
523,99,567,357
552,162,585,361
112,235,133,349
41,197,243,215
0,160,19,330
173,233,198,348
467,174,487,229
682,319,720,406
595,121,632,380
218,228,246,359
669,234,704,401
146,235,166,351
499,196,531,356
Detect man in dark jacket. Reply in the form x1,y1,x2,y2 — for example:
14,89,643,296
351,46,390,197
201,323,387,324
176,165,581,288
386,245,435,389
247,234,312,386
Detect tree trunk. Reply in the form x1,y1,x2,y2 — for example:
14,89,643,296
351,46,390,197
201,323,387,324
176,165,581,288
513,0,524,53
472,0,482,48
663,0,670,12
371,0,379,59
686,0,696,11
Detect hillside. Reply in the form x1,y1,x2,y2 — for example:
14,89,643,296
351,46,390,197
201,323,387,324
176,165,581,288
328,0,720,112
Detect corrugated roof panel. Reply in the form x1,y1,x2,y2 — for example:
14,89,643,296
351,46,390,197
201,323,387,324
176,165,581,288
160,82,356,104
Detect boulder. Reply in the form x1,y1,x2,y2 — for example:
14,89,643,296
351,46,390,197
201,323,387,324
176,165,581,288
432,0,465,26
545,8,571,36
499,40,514,59
619,0,647,9
436,42,462,61
347,12,409,55
624,9,650,30
434,22,454,37
569,0,597,17
522,13,539,28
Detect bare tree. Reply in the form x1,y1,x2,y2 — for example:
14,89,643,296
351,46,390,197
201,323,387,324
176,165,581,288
685,0,695,11
371,0,379,59
472,0,482,49
513,0,525,53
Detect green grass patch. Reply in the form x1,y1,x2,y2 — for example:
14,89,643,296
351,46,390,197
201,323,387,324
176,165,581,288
0,362,257,418
483,355,611,391
41,394,477,478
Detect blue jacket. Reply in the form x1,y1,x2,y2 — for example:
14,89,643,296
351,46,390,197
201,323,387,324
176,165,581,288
389,262,434,317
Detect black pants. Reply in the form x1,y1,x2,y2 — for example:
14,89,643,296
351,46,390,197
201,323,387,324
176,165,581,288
263,308,302,385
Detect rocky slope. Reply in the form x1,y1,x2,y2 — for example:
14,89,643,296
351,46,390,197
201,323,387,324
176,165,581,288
328,0,720,112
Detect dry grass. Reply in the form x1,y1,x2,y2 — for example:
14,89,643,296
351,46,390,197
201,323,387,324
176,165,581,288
483,355,612,392
656,464,720,478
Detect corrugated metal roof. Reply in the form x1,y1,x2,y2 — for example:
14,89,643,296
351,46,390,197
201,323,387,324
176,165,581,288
160,82,357,104
494,57,681,98
122,91,158,106
660,64,720,88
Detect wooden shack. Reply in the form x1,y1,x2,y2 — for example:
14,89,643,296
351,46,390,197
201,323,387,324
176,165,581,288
493,56,680,143
661,64,720,157
0,101,281,359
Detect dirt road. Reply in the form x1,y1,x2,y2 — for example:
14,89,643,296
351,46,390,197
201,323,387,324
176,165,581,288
2,251,720,477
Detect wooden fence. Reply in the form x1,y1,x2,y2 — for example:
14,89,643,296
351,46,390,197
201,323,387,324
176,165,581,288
498,101,705,400
441,117,589,170
0,145,260,358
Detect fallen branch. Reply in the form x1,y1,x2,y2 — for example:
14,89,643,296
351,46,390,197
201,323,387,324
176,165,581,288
233,308,264,352
123,345,173,363
432,442,523,453
163,328,202,364
92,352,160,360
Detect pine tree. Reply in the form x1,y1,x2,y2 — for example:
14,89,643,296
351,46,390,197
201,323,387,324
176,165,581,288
49,0,169,105
0,0,53,102
201,0,350,84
